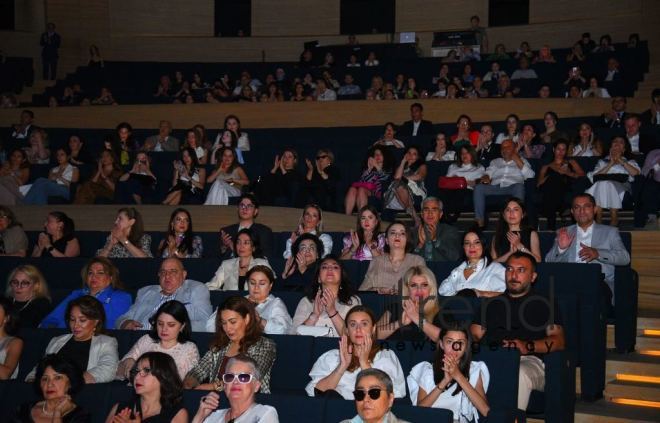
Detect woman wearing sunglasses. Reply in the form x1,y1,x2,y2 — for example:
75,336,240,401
306,305,405,400
192,354,279,423
340,368,410,423
106,351,188,423
407,321,490,421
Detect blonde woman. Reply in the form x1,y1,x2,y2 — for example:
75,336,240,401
376,265,442,342
5,265,52,327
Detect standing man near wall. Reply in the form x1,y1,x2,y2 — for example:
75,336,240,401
470,15,488,54
40,22,61,80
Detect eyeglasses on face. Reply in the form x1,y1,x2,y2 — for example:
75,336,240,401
129,367,152,378
298,245,317,252
316,155,328,160
238,203,255,210
10,279,31,288
222,372,254,384
353,388,383,401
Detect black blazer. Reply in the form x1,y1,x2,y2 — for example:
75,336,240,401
219,222,274,260
477,142,501,164
399,119,434,143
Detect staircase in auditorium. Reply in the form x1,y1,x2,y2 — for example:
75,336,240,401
531,231,660,423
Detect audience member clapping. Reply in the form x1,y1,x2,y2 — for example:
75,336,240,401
158,208,203,258
204,147,249,206
490,197,542,263
96,207,152,258
360,222,425,293
25,128,50,164
340,205,385,261
407,321,490,418
162,147,206,205
115,151,157,204
306,305,405,399
110,351,188,422
281,233,323,289
74,149,123,204
31,211,79,257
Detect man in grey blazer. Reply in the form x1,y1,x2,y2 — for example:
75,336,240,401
545,193,630,304
142,120,180,152
116,257,212,331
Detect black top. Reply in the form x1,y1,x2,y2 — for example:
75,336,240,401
115,398,184,423
475,289,562,356
281,264,318,291
304,165,339,196
493,229,533,258
12,402,91,422
58,337,92,371
219,222,274,260
42,234,75,257
383,301,443,342
14,297,52,328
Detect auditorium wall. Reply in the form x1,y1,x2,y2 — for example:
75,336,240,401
0,0,657,73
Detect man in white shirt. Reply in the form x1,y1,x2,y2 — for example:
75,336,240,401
473,139,535,228
511,57,538,80
545,193,630,305
316,80,337,101
10,109,35,144
624,114,655,158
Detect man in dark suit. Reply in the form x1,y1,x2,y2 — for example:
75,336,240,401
142,120,180,152
600,96,628,129
476,123,500,164
624,114,656,159
40,22,61,80
640,88,660,127
398,103,433,145
219,193,274,260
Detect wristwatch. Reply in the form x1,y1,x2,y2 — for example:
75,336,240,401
123,239,130,246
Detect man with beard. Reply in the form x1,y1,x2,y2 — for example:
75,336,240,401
471,252,565,410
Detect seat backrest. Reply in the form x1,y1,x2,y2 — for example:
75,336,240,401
269,334,315,393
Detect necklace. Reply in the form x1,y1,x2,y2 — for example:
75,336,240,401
14,296,33,312
42,401,55,417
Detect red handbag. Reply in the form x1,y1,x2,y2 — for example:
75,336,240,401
438,176,467,190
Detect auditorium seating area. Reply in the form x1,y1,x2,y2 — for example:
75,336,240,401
29,41,649,105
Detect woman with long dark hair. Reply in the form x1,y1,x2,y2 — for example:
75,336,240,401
32,211,80,257
384,145,427,221
306,305,406,399
340,205,385,261
407,321,490,420
292,256,360,337
345,146,394,215
184,296,276,393
490,198,541,263
158,208,203,258
107,352,188,422
204,147,249,206
162,147,206,205
0,297,22,379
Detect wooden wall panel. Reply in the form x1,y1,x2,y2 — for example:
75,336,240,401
0,98,648,130
109,0,214,36
396,0,486,32
251,0,339,36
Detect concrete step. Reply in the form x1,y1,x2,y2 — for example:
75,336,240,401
605,379,660,403
606,326,660,350
16,79,56,104
573,398,660,422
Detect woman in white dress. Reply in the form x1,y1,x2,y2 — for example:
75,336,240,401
586,136,640,225
439,230,505,298
306,305,406,399
205,147,249,205
439,145,486,222
210,129,245,165
407,322,490,422
0,297,22,379
569,122,603,157
192,355,279,423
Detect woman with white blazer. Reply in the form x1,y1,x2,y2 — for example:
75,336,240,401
206,229,272,291
26,295,118,383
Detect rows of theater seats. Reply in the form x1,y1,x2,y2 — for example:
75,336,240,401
34,42,649,105
0,228,636,408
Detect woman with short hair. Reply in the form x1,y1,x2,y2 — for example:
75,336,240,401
340,368,410,423
5,264,52,327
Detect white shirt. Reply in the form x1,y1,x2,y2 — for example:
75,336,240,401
203,404,279,423
317,89,337,101
588,158,640,183
572,142,597,157
438,259,506,296
574,223,594,263
283,231,333,259
407,361,490,423
605,70,618,82
206,294,292,334
291,295,361,337
412,121,421,136
486,157,535,187
425,151,456,162
495,133,520,145
627,133,640,153
306,349,406,399
49,163,76,185
446,163,486,190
